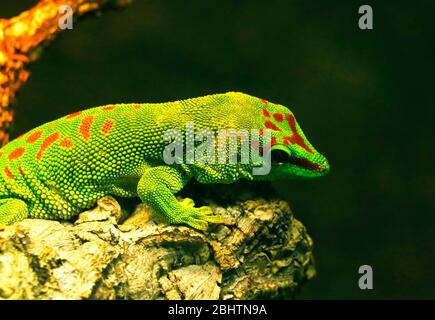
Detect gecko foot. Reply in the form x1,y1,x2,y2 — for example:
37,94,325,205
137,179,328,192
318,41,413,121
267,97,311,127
172,198,224,230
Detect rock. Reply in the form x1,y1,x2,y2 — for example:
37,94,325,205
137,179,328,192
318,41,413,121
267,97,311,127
0,188,315,300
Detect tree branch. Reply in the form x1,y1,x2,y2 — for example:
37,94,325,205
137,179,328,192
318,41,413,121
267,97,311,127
0,0,132,145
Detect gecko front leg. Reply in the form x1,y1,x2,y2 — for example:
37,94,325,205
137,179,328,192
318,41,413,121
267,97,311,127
136,166,224,230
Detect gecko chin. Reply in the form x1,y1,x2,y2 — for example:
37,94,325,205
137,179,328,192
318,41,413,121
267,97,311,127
269,149,329,178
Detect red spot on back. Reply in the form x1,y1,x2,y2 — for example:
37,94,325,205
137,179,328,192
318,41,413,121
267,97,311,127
79,115,94,141
283,114,314,154
15,134,24,140
65,111,82,119
18,165,25,176
102,105,116,111
4,166,13,179
133,104,141,109
273,113,284,123
26,130,43,143
264,120,282,132
59,137,74,149
37,132,60,162
261,99,268,105
262,108,271,117
101,119,115,136
8,147,25,160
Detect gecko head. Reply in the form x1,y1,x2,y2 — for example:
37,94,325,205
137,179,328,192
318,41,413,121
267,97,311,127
255,96,330,179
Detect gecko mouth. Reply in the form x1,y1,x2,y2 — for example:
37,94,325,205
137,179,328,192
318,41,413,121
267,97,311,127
271,149,321,171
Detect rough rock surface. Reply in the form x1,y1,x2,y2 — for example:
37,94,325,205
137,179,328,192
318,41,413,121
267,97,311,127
0,183,315,300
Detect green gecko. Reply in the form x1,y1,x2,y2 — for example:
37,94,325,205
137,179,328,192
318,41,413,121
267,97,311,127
0,92,329,230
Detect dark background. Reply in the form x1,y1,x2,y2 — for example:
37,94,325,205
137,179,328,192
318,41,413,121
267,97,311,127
2,1,434,299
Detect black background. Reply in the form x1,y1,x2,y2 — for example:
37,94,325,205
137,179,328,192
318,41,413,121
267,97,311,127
2,1,434,299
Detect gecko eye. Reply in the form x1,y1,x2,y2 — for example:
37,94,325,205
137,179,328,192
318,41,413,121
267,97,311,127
271,149,290,164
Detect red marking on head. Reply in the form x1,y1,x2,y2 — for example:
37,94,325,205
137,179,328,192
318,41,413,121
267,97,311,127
271,137,277,146
261,99,268,105
26,130,43,143
133,104,141,110
16,134,24,140
59,137,74,149
101,119,115,136
0,151,3,158
259,128,264,136
8,147,25,160
18,165,25,176
4,166,13,179
79,115,94,141
37,132,60,162
283,114,314,154
273,113,283,123
102,105,116,111
65,111,82,119
282,137,291,145
264,120,282,132
262,108,271,117
289,155,321,170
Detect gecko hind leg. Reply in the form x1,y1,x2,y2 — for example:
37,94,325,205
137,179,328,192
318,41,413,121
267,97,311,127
0,198,29,228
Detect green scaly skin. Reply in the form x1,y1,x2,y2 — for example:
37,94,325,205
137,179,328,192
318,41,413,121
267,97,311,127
0,92,329,230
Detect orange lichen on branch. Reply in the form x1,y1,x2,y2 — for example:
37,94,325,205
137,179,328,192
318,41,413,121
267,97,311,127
0,0,132,146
